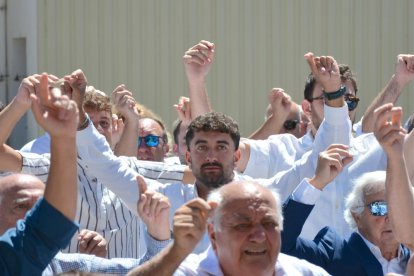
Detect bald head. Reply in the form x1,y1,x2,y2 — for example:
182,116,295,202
208,180,283,229
206,180,283,276
0,174,45,234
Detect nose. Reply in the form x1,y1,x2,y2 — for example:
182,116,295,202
93,122,104,134
205,149,218,162
248,224,266,243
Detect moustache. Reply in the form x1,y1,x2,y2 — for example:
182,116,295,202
201,162,223,169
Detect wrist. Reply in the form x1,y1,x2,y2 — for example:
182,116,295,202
77,114,90,131
308,176,325,191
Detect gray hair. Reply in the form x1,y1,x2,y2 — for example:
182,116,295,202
344,171,386,230
207,181,284,231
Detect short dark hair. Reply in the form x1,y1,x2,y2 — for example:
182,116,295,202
304,64,358,101
172,119,183,145
185,112,240,150
406,113,414,133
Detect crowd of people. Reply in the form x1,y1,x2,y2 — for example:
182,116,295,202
1,40,414,275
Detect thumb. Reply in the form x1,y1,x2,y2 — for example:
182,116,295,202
208,201,218,214
136,175,147,196
304,52,317,74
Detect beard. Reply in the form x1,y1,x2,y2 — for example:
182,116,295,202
195,162,234,189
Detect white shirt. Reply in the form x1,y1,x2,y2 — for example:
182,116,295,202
244,103,351,179
358,233,406,275
265,131,382,240
20,133,51,154
20,122,185,258
174,246,330,276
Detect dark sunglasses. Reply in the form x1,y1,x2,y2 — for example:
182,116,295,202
367,201,388,216
345,94,359,111
308,94,359,112
137,135,162,148
283,120,299,131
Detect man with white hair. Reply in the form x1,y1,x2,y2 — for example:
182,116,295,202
281,104,411,275
128,180,329,276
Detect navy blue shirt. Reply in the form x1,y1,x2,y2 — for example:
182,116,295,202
0,198,78,276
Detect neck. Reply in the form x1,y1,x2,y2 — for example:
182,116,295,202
380,244,399,261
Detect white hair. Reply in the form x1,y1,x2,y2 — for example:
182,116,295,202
207,181,284,231
344,171,386,230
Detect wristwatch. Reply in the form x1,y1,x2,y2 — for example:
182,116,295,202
323,85,346,100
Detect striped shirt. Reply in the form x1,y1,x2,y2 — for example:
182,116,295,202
20,151,185,258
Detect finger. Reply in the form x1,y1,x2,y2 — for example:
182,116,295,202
391,107,402,126
155,199,170,218
137,175,147,195
183,53,206,65
137,194,148,216
304,52,318,75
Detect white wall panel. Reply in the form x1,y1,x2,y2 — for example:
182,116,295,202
36,0,414,137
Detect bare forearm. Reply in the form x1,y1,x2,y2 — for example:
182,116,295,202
44,137,77,220
127,243,188,276
362,76,403,133
386,154,414,248
188,78,212,119
248,115,284,140
0,99,29,144
114,120,139,157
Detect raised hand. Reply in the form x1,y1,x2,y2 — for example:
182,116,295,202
304,52,341,92
172,198,215,255
373,103,406,157
30,73,79,138
111,84,139,122
78,229,108,258
267,88,292,121
183,40,215,81
174,96,192,125
309,144,353,190
394,54,414,87
16,74,58,110
137,175,171,241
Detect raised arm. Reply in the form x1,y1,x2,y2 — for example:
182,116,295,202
248,88,292,139
183,40,214,118
111,85,140,157
31,73,79,220
362,54,414,133
0,74,57,172
127,198,213,276
374,103,414,250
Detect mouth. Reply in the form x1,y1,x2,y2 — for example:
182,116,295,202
244,249,267,256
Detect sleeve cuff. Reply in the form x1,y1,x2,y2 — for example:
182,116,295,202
291,178,322,205
323,103,349,126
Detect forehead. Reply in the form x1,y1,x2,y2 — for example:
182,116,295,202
139,118,164,135
364,190,386,204
191,131,234,145
219,190,277,221
85,109,111,121
0,181,44,202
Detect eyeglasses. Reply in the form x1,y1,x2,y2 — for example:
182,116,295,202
137,135,162,148
308,94,359,112
366,201,388,216
283,120,299,131
345,95,359,111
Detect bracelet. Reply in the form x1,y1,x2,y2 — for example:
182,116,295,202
77,114,90,131
323,85,346,101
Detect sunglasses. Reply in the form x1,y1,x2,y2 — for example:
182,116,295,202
283,120,299,131
137,135,162,148
366,201,388,216
308,93,360,112
345,94,359,111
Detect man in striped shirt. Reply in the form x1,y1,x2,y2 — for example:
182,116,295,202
0,71,187,258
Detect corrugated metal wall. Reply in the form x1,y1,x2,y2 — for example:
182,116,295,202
37,0,414,137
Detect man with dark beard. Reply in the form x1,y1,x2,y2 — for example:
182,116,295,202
148,111,246,254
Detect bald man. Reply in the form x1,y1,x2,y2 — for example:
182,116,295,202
0,174,45,234
128,180,328,276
